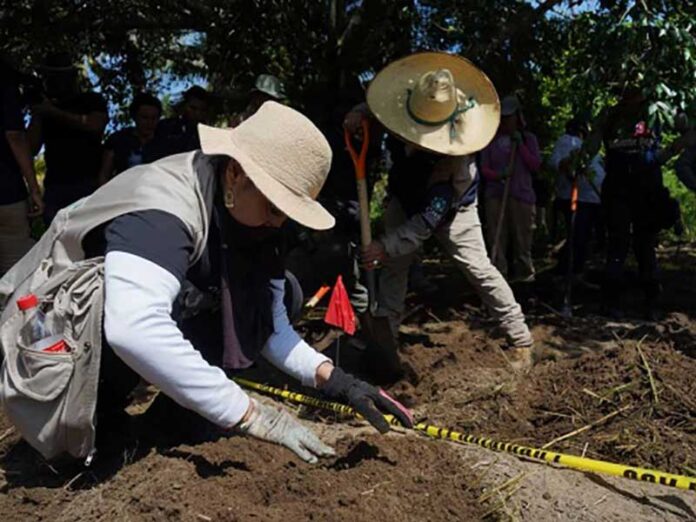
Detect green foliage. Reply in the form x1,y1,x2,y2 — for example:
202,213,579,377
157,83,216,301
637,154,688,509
3,1,696,232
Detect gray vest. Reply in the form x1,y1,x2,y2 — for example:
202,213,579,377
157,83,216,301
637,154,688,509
0,152,217,461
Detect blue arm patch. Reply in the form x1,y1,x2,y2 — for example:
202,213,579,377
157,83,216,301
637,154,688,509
421,183,455,230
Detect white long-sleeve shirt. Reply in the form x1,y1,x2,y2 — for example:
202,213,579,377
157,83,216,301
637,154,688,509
549,134,606,204
104,251,329,428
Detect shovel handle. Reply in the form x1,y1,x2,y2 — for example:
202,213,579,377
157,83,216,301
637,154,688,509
345,119,378,311
344,119,370,181
345,120,372,246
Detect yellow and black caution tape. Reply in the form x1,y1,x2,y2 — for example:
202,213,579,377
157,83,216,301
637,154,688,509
234,378,696,492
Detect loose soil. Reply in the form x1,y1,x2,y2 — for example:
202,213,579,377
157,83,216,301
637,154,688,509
1,245,695,521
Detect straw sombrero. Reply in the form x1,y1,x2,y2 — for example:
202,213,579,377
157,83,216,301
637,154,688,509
366,52,500,156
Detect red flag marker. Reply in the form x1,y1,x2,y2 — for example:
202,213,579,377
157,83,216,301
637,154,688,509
324,275,356,335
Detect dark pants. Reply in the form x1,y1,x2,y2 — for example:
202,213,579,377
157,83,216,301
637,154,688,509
43,181,96,227
602,195,660,306
556,199,601,275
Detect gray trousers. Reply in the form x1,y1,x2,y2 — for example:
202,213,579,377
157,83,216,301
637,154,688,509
485,196,536,282
376,199,532,347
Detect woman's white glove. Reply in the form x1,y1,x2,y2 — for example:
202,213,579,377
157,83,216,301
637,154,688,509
237,399,336,463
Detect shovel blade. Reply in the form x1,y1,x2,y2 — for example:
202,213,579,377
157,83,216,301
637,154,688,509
360,313,403,383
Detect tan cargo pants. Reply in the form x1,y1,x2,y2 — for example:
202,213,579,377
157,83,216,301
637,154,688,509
485,196,535,282
376,199,532,347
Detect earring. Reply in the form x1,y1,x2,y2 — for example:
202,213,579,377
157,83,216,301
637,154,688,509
224,189,235,209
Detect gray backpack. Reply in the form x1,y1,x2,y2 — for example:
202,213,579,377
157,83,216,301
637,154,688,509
0,257,104,462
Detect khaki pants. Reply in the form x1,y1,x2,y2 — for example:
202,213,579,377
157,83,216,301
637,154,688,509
485,196,535,282
0,200,35,277
376,199,532,347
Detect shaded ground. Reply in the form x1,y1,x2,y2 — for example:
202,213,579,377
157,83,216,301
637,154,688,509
1,245,695,520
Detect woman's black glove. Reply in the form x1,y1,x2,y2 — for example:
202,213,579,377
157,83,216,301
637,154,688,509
322,367,414,433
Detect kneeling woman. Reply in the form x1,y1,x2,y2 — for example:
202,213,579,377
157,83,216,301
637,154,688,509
2,102,412,463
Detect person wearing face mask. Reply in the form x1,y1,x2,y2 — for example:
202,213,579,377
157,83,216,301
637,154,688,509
98,93,163,184
480,94,541,283
0,102,412,464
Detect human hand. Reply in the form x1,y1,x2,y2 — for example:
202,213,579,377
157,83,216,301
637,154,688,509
498,167,511,180
321,367,414,433
343,111,365,135
27,189,44,217
361,241,387,270
237,399,335,463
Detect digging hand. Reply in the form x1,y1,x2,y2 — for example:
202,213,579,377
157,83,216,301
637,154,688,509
237,399,335,463
321,367,414,433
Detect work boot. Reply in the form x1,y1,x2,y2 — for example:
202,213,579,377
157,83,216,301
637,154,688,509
506,346,533,373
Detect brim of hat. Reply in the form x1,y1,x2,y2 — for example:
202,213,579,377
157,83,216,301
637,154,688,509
250,88,284,100
199,124,335,231
367,52,500,156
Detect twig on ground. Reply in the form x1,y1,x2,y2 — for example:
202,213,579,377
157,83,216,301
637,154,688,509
581,388,607,404
581,442,589,458
537,300,564,318
426,310,443,323
470,458,500,489
635,336,659,405
196,515,212,522
0,427,14,444
400,303,425,322
360,480,391,495
63,471,85,491
478,472,528,503
541,405,632,449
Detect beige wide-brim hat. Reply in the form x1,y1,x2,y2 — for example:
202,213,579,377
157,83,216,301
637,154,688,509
198,102,335,230
367,52,500,156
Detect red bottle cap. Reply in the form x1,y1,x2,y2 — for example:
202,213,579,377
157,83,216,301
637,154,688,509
17,294,39,311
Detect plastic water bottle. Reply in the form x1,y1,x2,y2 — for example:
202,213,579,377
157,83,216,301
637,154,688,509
16,294,67,353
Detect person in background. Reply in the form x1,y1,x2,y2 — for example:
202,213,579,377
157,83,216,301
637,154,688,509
0,58,43,275
155,85,209,156
674,112,696,194
481,94,541,282
98,93,162,184
230,74,286,127
583,87,687,320
27,53,108,226
348,54,534,372
549,117,606,278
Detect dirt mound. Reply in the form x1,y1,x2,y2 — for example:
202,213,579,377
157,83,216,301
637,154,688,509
0,429,483,522
388,315,696,477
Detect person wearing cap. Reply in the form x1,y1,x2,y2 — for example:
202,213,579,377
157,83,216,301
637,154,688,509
154,85,210,157
346,53,533,369
549,117,606,278
97,92,163,184
26,53,108,226
230,74,286,127
480,94,541,283
0,102,412,463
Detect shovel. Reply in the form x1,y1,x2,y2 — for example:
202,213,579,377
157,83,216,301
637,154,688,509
344,120,403,379
561,168,580,318
490,141,519,266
